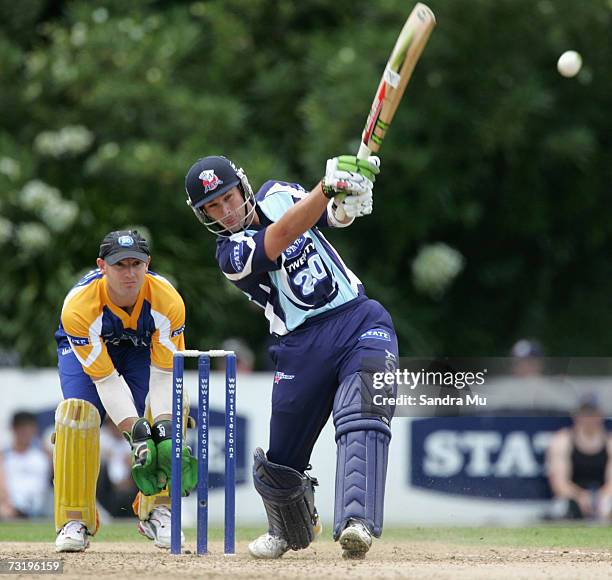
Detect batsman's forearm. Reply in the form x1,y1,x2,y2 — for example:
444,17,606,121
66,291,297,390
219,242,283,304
264,183,328,260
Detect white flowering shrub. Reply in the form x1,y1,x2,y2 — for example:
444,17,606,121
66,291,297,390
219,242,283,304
16,222,51,254
0,157,21,181
34,125,94,158
412,243,465,299
19,180,79,232
0,217,12,245
20,180,62,210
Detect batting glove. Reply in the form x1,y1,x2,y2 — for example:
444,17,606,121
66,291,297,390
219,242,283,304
321,155,380,199
338,189,373,218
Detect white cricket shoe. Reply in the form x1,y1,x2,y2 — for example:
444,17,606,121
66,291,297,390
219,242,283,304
55,521,90,552
339,519,372,560
138,506,185,549
248,532,289,559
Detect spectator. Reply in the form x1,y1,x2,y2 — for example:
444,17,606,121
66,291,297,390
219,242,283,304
97,419,138,518
0,411,51,519
221,338,255,373
510,338,545,377
546,394,612,520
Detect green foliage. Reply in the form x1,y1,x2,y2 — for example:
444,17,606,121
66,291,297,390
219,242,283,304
1,0,611,366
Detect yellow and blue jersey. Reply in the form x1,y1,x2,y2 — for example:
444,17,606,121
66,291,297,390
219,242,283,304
56,269,185,379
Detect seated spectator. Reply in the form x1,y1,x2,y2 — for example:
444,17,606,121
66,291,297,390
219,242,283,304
97,418,138,517
0,411,51,519
546,394,612,520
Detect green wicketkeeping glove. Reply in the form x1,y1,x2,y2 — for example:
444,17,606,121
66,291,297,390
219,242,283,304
123,418,165,496
153,420,198,497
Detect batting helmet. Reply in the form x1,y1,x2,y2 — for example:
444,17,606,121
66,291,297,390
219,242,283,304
185,156,255,235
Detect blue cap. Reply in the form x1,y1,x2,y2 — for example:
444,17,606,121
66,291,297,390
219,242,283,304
99,230,150,265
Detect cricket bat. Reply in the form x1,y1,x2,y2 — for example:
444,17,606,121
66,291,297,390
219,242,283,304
336,3,436,219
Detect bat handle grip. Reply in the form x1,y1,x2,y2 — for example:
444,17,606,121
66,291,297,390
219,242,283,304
356,143,372,160
334,144,372,221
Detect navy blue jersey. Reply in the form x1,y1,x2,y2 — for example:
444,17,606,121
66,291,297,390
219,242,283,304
216,181,364,335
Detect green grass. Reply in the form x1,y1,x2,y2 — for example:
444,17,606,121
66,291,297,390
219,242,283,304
383,526,612,547
0,521,262,543
2,522,611,548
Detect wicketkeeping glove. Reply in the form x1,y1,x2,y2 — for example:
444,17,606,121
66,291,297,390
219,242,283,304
123,418,165,496
153,419,198,497
321,155,380,199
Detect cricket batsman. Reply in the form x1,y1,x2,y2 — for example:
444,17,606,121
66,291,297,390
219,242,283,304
53,230,197,552
184,155,398,559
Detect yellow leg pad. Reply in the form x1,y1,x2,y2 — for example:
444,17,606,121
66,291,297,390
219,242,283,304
134,391,190,521
133,489,170,520
53,398,101,534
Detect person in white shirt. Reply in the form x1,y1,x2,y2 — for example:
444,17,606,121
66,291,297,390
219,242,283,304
0,411,51,519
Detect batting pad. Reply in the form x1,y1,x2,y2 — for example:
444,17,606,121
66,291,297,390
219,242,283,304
332,372,392,539
333,427,389,539
252,447,319,550
53,398,101,533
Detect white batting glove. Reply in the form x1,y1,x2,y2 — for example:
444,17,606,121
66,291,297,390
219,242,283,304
338,189,373,218
365,155,381,171
321,155,380,198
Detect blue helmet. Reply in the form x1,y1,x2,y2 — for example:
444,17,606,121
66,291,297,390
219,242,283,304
185,156,255,235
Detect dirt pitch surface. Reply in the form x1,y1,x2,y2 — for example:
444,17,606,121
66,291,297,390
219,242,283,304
2,540,612,579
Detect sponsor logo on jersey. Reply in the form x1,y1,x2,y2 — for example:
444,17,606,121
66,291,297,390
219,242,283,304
230,242,245,272
284,241,317,274
358,328,391,342
274,371,296,384
118,235,134,247
67,334,90,346
104,332,152,347
171,324,185,338
60,347,72,356
199,169,222,193
283,235,307,259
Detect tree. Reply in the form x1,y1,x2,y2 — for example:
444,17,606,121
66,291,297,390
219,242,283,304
1,0,611,366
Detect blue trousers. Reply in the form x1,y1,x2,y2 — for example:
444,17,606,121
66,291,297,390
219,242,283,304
267,296,398,472
55,333,151,424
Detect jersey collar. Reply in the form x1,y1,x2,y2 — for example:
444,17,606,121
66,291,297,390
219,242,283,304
101,276,147,328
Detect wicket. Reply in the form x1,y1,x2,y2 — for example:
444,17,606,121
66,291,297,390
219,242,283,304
170,349,237,556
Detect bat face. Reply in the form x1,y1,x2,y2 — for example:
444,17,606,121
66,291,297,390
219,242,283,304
359,3,436,158
335,3,435,221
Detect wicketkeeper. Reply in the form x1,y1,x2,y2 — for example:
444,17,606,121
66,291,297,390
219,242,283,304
53,230,197,552
184,155,398,559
